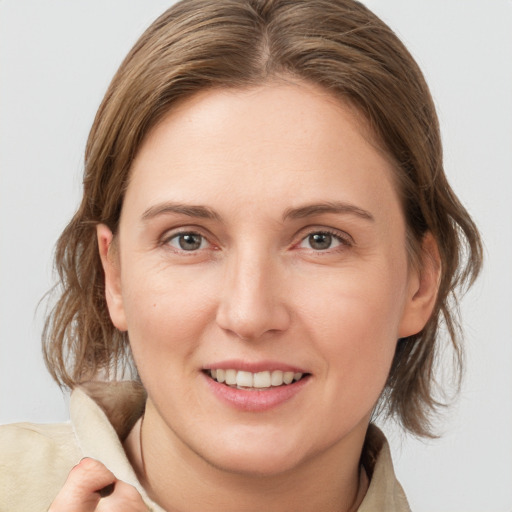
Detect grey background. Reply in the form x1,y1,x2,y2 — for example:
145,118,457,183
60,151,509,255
1,1,511,510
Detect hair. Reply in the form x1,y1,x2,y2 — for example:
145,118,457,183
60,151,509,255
43,0,483,437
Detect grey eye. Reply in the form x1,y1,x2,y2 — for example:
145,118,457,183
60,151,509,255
168,233,205,251
298,232,345,251
308,233,333,250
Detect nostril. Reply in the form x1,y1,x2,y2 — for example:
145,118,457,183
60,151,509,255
215,273,292,340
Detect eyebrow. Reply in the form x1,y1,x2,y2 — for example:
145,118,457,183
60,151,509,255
141,202,221,222
282,201,375,222
141,200,374,223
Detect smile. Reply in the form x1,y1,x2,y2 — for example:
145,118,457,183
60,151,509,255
203,366,311,411
207,369,305,389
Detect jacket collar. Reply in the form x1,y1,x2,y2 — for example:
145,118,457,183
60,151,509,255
71,382,410,512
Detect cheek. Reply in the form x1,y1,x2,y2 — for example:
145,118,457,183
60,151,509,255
302,255,408,338
299,259,408,399
310,291,401,373
119,263,218,373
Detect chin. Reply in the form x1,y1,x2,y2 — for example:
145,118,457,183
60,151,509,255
206,448,304,477
193,430,308,477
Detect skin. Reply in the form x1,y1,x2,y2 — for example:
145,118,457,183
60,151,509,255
75,81,439,512
48,458,147,512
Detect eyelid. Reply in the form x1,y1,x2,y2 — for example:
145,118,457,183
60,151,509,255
299,226,353,243
157,224,353,253
159,226,217,251
168,232,207,251
294,226,354,251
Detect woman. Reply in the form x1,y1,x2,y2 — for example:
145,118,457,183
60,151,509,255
0,0,482,510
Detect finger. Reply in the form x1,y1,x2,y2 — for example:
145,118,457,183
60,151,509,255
96,480,149,512
48,458,117,512
98,482,116,498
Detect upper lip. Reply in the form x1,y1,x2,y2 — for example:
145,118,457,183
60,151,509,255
202,359,309,374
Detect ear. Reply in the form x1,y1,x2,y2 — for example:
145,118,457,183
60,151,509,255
398,232,441,338
97,224,127,332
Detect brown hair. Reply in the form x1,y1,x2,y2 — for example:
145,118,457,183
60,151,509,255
43,0,483,437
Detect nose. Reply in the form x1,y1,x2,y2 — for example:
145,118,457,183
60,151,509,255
215,250,291,341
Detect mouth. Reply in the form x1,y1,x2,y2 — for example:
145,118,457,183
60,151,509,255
204,369,308,390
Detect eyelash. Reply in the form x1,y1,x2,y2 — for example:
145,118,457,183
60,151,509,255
159,226,354,256
162,230,352,254
161,229,353,256
297,229,352,252
161,229,214,253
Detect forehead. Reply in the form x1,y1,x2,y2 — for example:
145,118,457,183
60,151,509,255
124,82,401,224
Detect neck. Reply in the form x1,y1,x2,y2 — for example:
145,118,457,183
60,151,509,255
124,402,369,512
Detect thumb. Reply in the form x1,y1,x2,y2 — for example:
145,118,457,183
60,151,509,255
49,458,117,511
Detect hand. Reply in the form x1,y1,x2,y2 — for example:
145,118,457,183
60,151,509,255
48,457,149,511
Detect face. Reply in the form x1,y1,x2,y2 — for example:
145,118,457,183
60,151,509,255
99,82,436,476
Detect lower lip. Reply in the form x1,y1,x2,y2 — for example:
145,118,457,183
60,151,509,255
203,373,310,412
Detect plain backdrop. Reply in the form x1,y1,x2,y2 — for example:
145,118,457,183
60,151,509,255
1,1,511,511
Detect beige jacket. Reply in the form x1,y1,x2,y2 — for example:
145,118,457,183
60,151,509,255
0,382,410,511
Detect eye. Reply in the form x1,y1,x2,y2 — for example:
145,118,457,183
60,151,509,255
167,232,207,251
298,231,348,251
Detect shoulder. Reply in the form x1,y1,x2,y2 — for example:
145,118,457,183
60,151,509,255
358,424,411,512
0,421,82,512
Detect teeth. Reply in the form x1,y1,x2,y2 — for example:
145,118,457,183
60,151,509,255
283,372,294,385
236,371,253,387
253,371,271,388
271,370,283,386
208,369,304,388
225,369,237,385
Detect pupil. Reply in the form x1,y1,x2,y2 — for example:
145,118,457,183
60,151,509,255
309,233,331,250
179,234,201,250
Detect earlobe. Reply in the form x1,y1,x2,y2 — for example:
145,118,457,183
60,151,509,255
398,232,441,338
96,224,127,332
